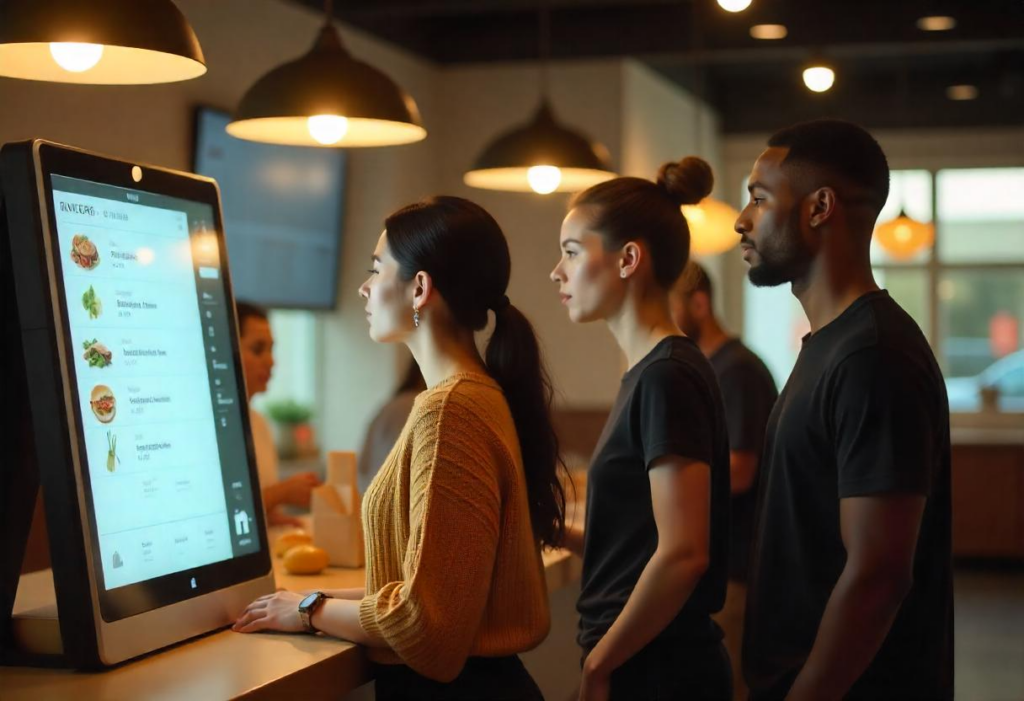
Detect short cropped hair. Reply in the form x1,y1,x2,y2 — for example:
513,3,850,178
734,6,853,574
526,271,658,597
768,119,890,214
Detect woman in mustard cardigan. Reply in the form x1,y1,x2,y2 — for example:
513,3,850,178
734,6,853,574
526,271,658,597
234,196,567,700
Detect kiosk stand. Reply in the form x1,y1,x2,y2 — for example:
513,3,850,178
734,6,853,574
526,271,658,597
1,141,274,668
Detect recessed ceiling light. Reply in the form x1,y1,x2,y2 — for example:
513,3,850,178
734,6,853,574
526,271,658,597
803,65,835,93
946,85,978,101
917,16,957,31
717,0,753,13
750,24,788,40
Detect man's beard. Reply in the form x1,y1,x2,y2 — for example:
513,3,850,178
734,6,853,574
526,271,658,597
748,210,814,288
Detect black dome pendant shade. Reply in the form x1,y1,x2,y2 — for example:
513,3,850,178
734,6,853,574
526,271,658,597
227,17,425,148
0,0,206,84
464,100,615,193
463,4,614,194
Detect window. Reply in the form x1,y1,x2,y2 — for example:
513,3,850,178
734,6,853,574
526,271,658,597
249,309,320,418
743,168,1024,414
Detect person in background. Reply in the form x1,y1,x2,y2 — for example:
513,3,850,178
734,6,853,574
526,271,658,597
236,302,321,528
235,197,566,701
552,156,732,700
669,261,778,700
357,359,426,495
736,119,953,700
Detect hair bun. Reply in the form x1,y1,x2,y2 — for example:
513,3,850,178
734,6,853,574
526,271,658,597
656,156,714,206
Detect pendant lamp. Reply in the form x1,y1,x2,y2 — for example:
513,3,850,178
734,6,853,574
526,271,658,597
682,0,740,256
683,198,742,255
0,0,205,84
875,209,934,260
463,5,615,194
227,0,425,148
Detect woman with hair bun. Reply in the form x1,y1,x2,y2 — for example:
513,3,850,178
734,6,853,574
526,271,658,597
551,157,733,700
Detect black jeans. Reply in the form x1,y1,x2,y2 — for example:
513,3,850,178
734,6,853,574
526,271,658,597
586,635,733,701
374,655,544,701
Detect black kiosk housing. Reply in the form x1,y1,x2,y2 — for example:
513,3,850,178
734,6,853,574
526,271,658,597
1,140,274,668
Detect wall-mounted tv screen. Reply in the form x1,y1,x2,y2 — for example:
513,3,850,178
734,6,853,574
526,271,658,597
193,108,346,310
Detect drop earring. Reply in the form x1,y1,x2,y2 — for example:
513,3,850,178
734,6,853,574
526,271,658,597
413,307,420,328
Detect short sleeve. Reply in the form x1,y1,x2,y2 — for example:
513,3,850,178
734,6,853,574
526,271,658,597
717,363,773,453
832,347,940,498
637,359,714,469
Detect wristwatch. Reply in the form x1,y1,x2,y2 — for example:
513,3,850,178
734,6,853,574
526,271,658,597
298,591,332,633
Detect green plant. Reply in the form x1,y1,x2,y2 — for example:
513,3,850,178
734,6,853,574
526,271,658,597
265,399,314,425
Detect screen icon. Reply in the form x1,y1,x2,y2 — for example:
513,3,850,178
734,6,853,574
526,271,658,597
112,551,124,569
234,509,250,536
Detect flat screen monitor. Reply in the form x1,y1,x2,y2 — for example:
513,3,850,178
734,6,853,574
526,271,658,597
2,140,274,666
193,107,346,310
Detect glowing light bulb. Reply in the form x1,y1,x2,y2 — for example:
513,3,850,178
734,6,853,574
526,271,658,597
307,115,349,145
50,43,104,73
527,166,562,194
136,247,156,266
717,0,752,12
750,24,788,40
894,224,912,242
803,66,835,93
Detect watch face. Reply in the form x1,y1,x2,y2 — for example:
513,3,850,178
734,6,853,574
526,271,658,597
299,592,320,611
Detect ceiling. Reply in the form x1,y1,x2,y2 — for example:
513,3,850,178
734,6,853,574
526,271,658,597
293,0,1024,134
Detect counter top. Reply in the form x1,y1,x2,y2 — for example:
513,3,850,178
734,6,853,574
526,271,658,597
2,548,580,700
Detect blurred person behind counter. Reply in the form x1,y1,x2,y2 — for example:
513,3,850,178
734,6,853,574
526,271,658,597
236,301,321,527
670,261,778,700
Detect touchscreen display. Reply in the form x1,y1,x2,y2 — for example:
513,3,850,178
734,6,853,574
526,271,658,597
50,174,261,591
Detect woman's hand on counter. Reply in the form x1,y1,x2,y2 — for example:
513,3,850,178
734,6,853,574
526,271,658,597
233,591,305,634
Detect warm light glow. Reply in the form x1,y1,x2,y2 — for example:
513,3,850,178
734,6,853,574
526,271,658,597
49,42,103,73
946,84,978,101
916,16,957,31
0,44,206,84
464,167,614,193
717,0,753,12
227,116,426,147
750,24,788,40
681,198,741,256
874,213,934,260
803,66,835,93
136,247,156,266
527,166,562,194
306,115,350,145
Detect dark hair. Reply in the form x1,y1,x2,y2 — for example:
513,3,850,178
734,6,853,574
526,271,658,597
570,156,714,289
384,196,567,548
678,261,713,303
236,301,268,334
395,359,427,396
768,119,890,214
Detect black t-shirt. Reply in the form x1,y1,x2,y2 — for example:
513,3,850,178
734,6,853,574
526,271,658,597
743,291,954,701
708,339,778,582
577,336,731,651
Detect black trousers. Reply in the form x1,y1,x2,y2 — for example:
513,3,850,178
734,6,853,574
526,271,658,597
586,635,733,701
374,655,544,701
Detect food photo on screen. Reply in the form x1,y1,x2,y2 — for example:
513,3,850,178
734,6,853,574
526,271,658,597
81,285,103,319
70,233,100,270
82,339,113,368
90,384,116,423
